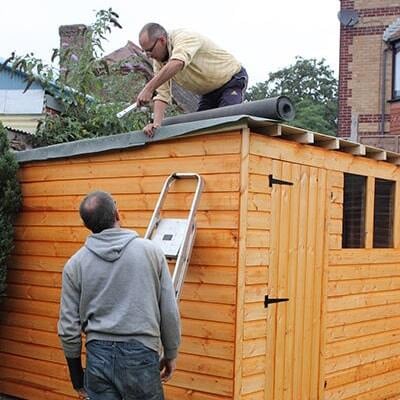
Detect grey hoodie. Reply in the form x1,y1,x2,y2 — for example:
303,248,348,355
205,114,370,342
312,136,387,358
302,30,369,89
58,228,180,360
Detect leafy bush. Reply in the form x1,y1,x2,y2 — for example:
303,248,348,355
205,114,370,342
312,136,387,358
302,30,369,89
0,123,22,299
34,102,152,147
5,9,160,147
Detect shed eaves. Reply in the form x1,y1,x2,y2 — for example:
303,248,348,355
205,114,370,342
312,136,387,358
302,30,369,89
14,116,400,165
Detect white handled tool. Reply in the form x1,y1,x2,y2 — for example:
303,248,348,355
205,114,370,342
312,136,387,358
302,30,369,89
116,102,137,119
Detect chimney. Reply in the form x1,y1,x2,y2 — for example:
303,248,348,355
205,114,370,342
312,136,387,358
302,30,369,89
58,24,90,77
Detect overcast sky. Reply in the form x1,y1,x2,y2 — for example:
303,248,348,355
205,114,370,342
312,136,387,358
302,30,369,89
2,0,340,87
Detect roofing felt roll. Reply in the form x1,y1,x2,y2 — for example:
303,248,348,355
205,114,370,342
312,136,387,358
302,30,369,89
162,96,295,126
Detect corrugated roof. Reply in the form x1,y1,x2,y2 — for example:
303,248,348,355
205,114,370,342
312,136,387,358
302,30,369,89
14,116,400,165
1,115,44,135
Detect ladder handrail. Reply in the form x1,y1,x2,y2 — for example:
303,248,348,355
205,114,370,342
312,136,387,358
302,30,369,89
144,173,203,240
172,174,203,297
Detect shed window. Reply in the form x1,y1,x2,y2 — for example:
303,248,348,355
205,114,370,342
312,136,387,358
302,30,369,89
342,173,366,248
373,178,395,248
393,40,400,100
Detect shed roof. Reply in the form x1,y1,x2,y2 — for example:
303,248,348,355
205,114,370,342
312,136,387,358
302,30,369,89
15,116,400,165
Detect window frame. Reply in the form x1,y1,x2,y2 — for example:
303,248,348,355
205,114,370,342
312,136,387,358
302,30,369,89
392,39,400,101
342,173,367,249
373,178,395,248
341,173,397,250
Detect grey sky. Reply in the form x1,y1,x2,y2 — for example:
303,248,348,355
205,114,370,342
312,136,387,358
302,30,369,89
2,0,340,86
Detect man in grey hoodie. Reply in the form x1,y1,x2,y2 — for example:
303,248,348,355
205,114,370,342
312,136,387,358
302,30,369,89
58,191,180,400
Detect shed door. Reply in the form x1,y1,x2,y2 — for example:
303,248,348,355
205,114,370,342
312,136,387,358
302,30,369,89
265,160,327,400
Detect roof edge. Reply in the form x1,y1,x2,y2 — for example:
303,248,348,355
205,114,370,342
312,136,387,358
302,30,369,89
15,115,262,163
14,116,400,167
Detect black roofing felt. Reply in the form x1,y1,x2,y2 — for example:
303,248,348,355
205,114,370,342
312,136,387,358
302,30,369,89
15,115,271,163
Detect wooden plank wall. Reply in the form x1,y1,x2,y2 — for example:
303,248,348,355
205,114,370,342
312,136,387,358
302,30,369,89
4,126,400,400
244,133,400,400
0,131,244,400
233,132,271,399
325,170,400,400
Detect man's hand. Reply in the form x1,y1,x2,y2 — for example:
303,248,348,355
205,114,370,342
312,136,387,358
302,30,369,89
143,122,160,137
160,357,176,382
76,387,89,399
136,85,154,107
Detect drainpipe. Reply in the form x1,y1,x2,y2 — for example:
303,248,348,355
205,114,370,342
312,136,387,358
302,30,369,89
380,45,389,135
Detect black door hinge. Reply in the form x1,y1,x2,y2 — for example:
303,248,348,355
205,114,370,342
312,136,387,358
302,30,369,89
264,294,289,308
269,174,294,188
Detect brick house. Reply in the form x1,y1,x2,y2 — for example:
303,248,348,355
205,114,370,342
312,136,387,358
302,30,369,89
338,0,400,152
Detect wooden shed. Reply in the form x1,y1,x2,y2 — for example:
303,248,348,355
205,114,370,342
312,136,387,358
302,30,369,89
1,115,400,400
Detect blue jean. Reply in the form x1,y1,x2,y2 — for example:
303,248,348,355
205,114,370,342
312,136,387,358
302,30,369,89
85,340,164,400
197,67,248,111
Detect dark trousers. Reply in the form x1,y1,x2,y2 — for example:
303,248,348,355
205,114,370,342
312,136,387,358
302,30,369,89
85,339,163,400
197,67,248,111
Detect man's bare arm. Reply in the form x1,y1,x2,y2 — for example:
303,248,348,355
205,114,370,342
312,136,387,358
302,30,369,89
136,59,184,106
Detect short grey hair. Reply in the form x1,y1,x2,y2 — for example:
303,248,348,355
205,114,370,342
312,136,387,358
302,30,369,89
139,23,167,41
79,191,116,233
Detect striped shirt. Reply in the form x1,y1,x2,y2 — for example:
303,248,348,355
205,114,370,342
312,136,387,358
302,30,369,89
153,29,242,104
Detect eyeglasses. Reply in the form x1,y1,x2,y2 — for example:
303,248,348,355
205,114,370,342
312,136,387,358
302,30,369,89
142,38,160,55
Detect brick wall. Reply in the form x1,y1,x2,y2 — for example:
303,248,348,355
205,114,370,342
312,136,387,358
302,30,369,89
391,101,400,134
338,0,399,144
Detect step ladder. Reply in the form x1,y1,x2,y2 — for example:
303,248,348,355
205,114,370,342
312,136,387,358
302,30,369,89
144,173,204,300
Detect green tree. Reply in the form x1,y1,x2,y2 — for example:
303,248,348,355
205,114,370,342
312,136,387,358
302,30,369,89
4,9,158,147
0,124,22,299
246,57,338,135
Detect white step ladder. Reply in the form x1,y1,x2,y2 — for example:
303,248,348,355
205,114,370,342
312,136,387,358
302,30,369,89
144,173,204,299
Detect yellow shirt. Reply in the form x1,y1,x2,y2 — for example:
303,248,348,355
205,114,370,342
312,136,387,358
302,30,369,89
153,29,242,104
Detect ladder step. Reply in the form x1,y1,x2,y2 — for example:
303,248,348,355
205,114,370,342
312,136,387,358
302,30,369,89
150,218,188,258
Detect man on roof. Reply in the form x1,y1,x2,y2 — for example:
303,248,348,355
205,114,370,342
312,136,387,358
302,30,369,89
135,23,248,137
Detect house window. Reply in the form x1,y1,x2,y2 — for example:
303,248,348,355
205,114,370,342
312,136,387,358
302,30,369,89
342,173,367,248
393,40,400,100
373,178,395,248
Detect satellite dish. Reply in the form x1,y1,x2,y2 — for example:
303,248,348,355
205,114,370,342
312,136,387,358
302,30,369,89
338,9,359,27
